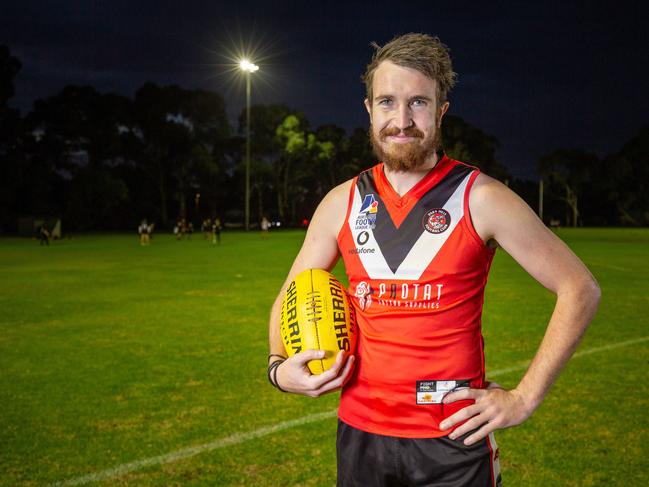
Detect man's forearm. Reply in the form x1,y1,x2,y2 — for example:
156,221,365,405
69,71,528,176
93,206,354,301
268,293,286,357
514,279,601,413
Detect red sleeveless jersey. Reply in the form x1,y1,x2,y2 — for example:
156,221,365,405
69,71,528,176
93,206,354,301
336,155,495,438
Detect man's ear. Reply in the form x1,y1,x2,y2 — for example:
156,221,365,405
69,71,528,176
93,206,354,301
364,98,372,118
437,101,450,127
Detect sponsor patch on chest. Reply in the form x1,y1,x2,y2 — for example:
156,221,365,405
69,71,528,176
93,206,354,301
416,380,470,404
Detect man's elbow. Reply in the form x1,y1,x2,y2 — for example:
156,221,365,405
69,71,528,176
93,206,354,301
578,274,601,312
558,273,601,310
592,278,601,303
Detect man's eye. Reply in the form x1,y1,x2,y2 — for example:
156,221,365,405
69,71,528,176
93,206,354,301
411,99,427,106
378,99,392,106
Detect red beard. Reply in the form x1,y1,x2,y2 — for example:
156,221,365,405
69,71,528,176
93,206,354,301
370,124,442,171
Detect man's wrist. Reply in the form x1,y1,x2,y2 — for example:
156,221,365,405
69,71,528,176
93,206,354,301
512,385,542,416
268,353,287,364
267,356,287,392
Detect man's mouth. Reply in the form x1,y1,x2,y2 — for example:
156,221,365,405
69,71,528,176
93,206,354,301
387,134,416,141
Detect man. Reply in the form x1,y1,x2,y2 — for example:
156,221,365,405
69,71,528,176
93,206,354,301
38,224,50,246
267,33,600,486
138,219,150,246
261,216,270,239
203,218,212,239
212,217,222,245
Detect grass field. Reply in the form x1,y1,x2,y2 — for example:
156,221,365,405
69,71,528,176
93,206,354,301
1,228,647,486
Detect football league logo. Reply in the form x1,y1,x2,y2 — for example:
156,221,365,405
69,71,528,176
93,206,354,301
355,194,379,230
423,208,451,234
359,194,379,214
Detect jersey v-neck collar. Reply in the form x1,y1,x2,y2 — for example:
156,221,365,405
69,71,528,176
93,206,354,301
374,153,454,208
369,153,458,229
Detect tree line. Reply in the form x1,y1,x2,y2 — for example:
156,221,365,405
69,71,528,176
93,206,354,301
1,45,647,232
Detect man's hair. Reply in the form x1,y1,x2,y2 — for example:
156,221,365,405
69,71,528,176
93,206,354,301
362,33,457,108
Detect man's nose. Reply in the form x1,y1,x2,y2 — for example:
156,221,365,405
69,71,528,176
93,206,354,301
394,105,413,131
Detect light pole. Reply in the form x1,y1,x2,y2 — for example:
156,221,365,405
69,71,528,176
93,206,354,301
239,59,259,231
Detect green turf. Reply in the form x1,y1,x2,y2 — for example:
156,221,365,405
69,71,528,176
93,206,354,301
0,228,647,486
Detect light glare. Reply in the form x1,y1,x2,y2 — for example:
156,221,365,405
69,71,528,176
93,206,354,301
239,59,259,73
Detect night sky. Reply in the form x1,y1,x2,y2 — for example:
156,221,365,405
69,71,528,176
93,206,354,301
3,0,648,179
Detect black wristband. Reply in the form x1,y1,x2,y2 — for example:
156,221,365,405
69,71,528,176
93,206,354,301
272,360,287,392
267,359,282,384
267,359,286,392
268,353,287,363
267,360,282,386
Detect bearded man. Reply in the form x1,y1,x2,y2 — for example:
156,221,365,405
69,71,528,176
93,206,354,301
267,33,600,487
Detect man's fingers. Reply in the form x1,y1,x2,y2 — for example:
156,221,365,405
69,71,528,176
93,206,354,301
336,354,355,385
291,349,325,366
328,349,347,373
439,403,480,431
447,413,487,440
278,350,354,396
312,355,355,396
463,422,497,446
307,351,347,388
341,354,356,387
275,350,324,393
442,387,482,404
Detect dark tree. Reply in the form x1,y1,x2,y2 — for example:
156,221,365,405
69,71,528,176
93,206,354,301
235,104,295,223
343,127,375,177
0,46,23,231
133,83,230,227
538,149,599,227
20,86,133,229
0,45,21,109
442,115,510,181
315,124,348,187
601,126,649,226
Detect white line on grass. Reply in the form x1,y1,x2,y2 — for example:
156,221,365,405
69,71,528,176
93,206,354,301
588,261,633,272
50,410,338,486
51,335,648,486
488,335,649,377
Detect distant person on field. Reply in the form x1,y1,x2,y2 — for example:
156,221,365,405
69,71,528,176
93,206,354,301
38,225,50,246
138,219,150,246
261,216,270,239
202,218,212,239
175,218,186,240
181,218,187,239
211,217,222,245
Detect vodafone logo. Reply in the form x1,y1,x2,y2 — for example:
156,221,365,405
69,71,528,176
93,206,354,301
356,231,370,245
349,230,375,255
423,208,451,234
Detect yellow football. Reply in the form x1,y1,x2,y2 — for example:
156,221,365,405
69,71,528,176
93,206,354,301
280,268,356,374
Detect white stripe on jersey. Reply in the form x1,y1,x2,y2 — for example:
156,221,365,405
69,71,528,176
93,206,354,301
488,432,501,486
348,172,472,281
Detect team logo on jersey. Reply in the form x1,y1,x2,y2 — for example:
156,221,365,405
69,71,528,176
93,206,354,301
355,194,378,230
355,281,372,310
423,208,451,234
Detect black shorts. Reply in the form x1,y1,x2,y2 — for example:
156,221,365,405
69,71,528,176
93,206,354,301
336,420,502,487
